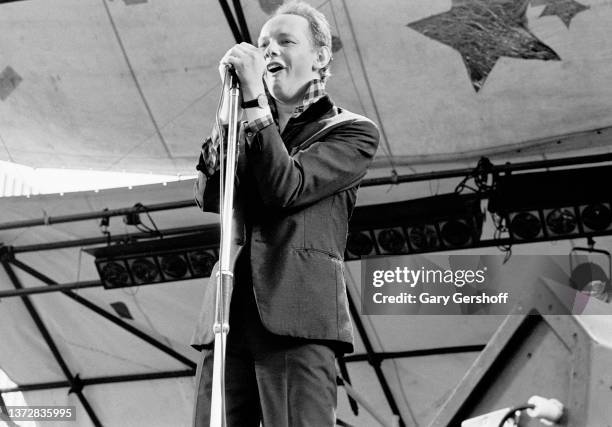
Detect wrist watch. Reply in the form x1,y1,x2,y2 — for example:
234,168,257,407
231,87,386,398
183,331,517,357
241,93,268,109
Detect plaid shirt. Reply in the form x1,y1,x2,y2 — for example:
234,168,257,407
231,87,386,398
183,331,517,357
287,78,326,119
197,79,326,176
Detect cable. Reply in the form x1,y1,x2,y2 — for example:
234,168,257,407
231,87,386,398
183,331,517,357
100,0,175,168
339,0,401,174
455,157,495,194
490,211,512,262
497,404,535,427
100,209,111,246
0,132,14,163
129,203,163,238
142,209,162,237
75,248,85,283
328,1,368,116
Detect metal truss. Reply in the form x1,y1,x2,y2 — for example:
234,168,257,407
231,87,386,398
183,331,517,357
2,151,612,426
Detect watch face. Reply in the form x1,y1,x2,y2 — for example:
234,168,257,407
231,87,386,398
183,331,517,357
257,94,268,108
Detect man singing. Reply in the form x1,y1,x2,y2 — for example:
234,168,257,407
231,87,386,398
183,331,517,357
192,1,379,425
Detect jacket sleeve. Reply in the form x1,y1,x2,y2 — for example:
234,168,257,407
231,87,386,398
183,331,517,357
194,170,221,214
245,118,380,209
193,124,223,214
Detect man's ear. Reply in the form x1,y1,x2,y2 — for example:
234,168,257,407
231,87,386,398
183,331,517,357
313,45,332,72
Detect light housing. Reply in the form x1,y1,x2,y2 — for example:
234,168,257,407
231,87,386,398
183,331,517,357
489,165,612,242
345,193,484,260
87,228,219,289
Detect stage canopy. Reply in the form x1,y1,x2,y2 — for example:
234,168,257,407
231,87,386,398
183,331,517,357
2,1,612,426
1,0,611,176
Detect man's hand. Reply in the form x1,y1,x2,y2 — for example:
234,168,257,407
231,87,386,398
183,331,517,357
219,42,266,100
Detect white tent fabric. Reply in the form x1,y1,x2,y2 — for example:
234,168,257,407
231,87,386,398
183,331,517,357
1,0,611,174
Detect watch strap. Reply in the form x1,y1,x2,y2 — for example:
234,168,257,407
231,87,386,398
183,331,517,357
241,98,260,109
241,93,268,109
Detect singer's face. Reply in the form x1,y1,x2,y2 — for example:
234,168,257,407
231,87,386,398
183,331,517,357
258,14,322,103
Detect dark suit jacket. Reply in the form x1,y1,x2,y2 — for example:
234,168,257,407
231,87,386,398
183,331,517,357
191,96,379,353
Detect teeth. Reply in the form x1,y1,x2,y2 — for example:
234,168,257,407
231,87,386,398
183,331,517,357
267,64,283,73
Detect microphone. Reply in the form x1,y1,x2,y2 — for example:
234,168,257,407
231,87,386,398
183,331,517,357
224,64,240,89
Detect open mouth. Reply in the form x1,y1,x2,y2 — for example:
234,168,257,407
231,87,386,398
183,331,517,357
266,63,285,74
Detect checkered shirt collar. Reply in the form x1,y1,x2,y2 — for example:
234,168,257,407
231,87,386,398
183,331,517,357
268,79,326,121
292,79,326,118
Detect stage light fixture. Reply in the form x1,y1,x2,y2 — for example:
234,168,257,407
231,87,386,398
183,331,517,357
569,246,612,303
489,165,612,242
407,224,439,251
440,219,472,247
160,254,189,279
509,211,542,240
581,203,612,232
545,207,577,235
345,193,484,260
375,228,407,253
129,257,160,284
188,250,216,277
99,261,130,287
87,228,220,289
570,262,610,302
346,231,376,258
581,279,608,301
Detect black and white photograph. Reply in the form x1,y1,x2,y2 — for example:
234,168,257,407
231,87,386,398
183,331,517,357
1,0,612,426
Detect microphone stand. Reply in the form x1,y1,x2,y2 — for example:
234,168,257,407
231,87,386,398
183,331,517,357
210,66,241,427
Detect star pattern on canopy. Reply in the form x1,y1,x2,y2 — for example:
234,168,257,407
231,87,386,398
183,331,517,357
407,0,560,91
532,0,590,28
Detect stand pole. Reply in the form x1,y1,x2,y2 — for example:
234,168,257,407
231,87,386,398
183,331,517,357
210,67,241,427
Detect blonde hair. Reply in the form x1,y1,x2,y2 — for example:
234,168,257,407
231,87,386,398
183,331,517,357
275,1,333,82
